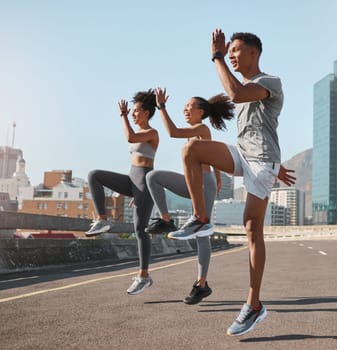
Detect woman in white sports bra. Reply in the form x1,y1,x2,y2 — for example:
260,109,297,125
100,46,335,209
86,89,159,295
145,87,234,304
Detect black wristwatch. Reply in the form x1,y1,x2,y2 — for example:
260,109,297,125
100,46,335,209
211,51,224,62
157,103,166,110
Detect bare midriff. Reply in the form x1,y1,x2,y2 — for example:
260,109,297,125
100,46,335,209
131,155,154,168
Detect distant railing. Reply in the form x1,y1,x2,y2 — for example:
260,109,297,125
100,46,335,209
0,211,134,233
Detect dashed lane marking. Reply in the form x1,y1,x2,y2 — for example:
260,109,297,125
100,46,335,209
0,245,247,303
318,251,327,256
0,276,39,284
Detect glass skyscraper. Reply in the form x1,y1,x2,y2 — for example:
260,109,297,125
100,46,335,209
312,60,337,224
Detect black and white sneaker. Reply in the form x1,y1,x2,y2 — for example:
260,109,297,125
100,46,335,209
145,218,177,234
183,281,212,305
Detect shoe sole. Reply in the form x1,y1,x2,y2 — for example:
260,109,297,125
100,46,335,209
183,289,212,305
85,225,111,237
196,228,214,237
168,227,213,240
227,308,267,336
127,281,153,295
145,228,171,234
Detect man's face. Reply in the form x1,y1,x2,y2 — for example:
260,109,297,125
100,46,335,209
228,39,252,73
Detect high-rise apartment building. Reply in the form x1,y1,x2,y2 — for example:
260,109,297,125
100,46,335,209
312,60,337,224
270,187,305,226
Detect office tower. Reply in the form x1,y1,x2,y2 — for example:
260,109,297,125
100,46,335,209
312,60,337,224
0,146,23,179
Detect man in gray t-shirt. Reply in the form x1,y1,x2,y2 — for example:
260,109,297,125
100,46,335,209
169,29,295,337
237,73,283,163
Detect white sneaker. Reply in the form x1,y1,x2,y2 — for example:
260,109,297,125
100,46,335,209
127,276,153,295
85,219,111,237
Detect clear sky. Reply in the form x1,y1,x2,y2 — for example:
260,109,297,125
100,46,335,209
0,0,336,186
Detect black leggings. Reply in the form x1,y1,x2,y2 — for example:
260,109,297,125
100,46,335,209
88,165,153,270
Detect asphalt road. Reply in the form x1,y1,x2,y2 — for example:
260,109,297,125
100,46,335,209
0,238,336,350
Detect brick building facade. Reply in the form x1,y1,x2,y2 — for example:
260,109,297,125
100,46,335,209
19,170,126,222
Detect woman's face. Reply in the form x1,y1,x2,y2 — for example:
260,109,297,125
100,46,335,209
183,98,204,125
132,102,149,125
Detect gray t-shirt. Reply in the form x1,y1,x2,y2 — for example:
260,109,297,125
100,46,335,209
236,73,283,163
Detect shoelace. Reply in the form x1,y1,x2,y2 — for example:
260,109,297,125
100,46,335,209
149,217,162,223
89,219,100,227
131,276,141,282
236,305,253,323
180,215,197,229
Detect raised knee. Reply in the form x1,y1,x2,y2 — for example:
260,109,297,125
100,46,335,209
182,139,198,160
88,169,99,182
145,170,157,186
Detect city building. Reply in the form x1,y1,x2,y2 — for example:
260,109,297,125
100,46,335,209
216,172,234,200
0,153,30,200
0,145,22,179
270,186,305,225
19,170,126,222
312,60,337,224
213,198,272,226
0,192,18,211
269,202,287,226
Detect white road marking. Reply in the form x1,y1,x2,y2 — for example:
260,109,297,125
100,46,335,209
0,276,39,284
318,251,327,256
0,246,248,303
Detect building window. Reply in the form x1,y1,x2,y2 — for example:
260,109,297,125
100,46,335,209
64,192,68,199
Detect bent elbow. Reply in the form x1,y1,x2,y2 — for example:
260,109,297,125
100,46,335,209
228,92,242,103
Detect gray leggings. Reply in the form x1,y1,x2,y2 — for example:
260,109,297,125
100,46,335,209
146,170,216,277
88,165,153,270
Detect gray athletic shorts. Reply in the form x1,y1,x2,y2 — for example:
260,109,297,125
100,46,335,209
227,144,280,200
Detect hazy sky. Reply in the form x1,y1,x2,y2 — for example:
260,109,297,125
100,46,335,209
1,0,336,186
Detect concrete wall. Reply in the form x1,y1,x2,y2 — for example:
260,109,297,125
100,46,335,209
0,211,133,232
0,235,229,274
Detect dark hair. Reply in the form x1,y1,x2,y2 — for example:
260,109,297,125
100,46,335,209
193,94,235,130
230,32,262,54
132,89,157,119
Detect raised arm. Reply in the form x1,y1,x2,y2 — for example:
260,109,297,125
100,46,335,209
118,99,158,143
211,28,269,103
156,87,210,139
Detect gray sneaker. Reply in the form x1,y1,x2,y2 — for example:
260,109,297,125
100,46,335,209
227,302,267,336
167,216,213,240
85,219,111,237
127,276,153,295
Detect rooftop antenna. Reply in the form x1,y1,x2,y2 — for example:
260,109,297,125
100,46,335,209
11,121,16,148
